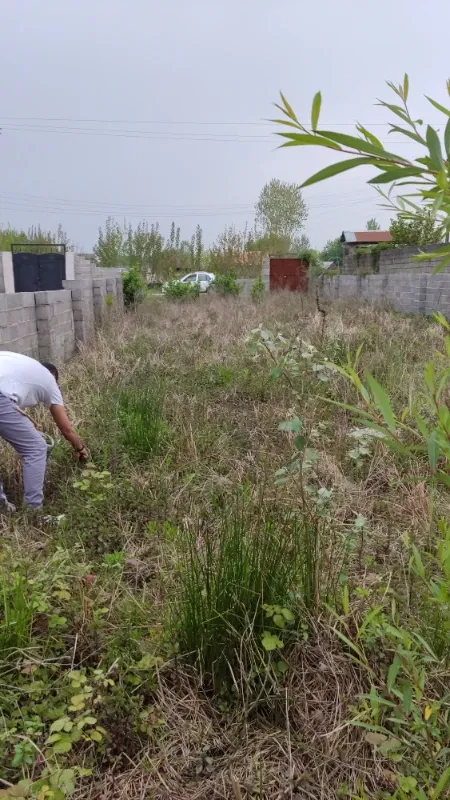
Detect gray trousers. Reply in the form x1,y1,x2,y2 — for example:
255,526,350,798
0,393,48,508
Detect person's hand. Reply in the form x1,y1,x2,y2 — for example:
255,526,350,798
75,445,89,462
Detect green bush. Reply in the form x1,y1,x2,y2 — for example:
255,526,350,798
390,212,441,246
250,275,265,302
212,270,241,296
116,386,165,459
122,266,145,306
164,280,200,301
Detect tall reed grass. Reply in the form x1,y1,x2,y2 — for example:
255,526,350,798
116,385,165,459
174,500,320,690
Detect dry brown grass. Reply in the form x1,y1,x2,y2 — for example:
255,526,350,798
78,630,376,800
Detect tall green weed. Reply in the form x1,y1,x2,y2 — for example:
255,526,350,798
174,500,319,691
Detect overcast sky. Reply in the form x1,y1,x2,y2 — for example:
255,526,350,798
1,0,450,252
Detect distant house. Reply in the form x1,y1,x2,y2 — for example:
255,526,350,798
340,230,392,273
340,231,392,246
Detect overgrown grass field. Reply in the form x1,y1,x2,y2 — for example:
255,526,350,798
0,294,448,799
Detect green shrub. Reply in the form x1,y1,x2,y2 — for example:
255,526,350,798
164,280,199,301
390,212,441,246
116,386,165,459
332,525,450,795
122,266,145,306
174,501,318,691
212,270,241,296
250,275,265,302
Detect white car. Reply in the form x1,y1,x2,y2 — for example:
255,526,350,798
162,271,215,293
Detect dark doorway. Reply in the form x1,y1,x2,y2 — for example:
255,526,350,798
11,244,66,293
269,256,308,292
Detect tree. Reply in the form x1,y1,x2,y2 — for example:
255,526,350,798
169,222,176,250
194,224,203,270
366,218,381,231
272,76,450,270
93,217,124,268
252,233,292,255
0,223,70,252
94,217,166,275
294,233,311,251
255,179,308,242
321,238,343,265
390,213,439,246
207,224,262,277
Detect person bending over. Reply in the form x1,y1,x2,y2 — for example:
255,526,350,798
0,351,88,510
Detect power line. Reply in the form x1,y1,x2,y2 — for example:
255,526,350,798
0,187,372,213
0,195,380,219
1,125,272,143
2,123,273,139
0,123,418,144
0,115,442,127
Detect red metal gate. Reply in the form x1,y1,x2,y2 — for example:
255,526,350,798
269,257,308,292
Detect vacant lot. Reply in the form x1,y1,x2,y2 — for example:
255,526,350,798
0,294,448,800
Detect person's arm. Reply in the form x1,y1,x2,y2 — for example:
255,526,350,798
50,404,88,459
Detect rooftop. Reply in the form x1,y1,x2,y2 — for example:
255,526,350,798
341,231,392,244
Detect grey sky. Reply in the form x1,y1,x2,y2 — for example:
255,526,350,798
1,0,450,251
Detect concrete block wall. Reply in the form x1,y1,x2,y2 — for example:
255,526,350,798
379,245,448,275
63,279,95,345
0,252,15,294
424,274,450,315
74,255,95,280
74,255,124,282
0,252,125,365
342,243,450,276
0,293,39,357
262,255,270,292
35,290,75,364
115,275,124,306
237,278,252,296
315,272,450,317
93,279,107,326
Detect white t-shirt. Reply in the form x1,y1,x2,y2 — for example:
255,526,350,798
0,351,63,409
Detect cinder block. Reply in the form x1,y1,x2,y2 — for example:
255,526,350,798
38,346,52,361
6,294,23,310
20,293,36,308
34,291,51,306
7,308,23,325
35,305,54,321
0,328,11,345
22,307,35,322
6,339,22,353
37,318,53,333
37,332,52,347
35,290,68,306
23,321,37,336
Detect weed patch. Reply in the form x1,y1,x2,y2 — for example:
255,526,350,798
0,295,448,798
116,385,166,459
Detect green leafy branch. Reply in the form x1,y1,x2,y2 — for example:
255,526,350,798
321,317,450,486
273,77,450,271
